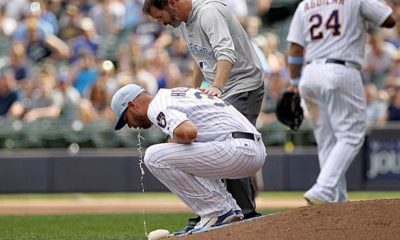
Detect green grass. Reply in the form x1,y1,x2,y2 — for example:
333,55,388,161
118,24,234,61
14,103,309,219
0,213,192,240
0,192,399,239
0,210,281,240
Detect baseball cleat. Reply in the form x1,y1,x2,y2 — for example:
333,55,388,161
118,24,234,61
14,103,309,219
234,209,244,220
171,216,199,236
192,209,240,232
243,211,262,219
303,191,329,205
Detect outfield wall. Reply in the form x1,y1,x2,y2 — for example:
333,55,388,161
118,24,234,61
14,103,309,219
0,135,399,193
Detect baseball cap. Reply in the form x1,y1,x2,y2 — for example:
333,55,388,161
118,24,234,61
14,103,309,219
111,84,145,130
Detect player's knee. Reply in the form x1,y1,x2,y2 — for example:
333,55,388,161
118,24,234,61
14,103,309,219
354,136,365,150
143,145,160,169
340,133,365,149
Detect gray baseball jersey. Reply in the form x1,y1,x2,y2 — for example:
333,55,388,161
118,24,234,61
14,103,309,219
143,87,266,217
178,0,263,99
286,0,392,203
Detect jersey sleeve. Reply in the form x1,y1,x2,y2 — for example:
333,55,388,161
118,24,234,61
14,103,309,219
360,0,393,26
199,7,237,64
286,2,306,47
148,104,189,138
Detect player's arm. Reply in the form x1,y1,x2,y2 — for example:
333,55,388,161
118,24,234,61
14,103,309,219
173,120,198,144
287,42,304,92
361,0,396,28
209,59,232,96
199,8,235,97
192,63,204,89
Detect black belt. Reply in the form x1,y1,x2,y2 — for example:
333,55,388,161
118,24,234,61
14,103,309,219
306,58,346,65
232,132,256,140
306,58,361,70
325,58,346,65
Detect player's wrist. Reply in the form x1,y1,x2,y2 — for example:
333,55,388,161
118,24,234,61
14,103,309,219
290,78,300,86
288,56,304,65
211,85,224,94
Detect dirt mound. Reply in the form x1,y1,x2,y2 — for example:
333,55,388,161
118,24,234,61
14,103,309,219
175,199,400,240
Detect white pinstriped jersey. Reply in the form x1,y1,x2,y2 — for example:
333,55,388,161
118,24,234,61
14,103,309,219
287,0,393,66
147,88,260,142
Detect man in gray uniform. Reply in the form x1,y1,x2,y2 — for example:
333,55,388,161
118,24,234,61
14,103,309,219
142,0,265,233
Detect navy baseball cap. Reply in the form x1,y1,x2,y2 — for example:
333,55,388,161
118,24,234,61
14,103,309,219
111,84,145,130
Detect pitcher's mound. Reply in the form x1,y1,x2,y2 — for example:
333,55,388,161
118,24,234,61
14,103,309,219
174,198,400,240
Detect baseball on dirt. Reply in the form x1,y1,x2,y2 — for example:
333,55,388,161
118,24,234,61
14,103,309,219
147,229,170,240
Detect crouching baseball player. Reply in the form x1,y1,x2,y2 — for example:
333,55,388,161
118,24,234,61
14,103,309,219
111,84,266,233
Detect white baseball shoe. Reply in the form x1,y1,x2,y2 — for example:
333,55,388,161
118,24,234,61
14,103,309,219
304,187,331,205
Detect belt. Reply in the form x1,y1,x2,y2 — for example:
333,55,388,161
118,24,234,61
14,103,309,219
232,132,256,141
307,58,361,70
326,58,345,65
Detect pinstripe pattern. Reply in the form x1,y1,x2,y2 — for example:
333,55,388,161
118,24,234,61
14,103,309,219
300,63,366,201
288,0,393,203
148,89,259,142
144,88,266,217
287,0,393,66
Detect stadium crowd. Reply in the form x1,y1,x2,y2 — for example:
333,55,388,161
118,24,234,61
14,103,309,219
0,0,400,148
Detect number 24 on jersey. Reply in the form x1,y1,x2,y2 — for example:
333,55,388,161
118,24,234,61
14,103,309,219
310,10,341,40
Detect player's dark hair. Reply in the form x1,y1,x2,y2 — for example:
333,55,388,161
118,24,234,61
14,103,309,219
143,0,168,14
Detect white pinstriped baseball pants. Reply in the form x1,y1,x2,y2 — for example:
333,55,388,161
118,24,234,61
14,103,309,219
144,136,266,217
300,62,366,202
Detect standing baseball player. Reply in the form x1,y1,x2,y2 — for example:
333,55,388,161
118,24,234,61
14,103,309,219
286,0,395,204
142,0,265,231
111,84,266,232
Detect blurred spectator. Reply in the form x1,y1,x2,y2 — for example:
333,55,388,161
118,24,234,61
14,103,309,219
245,16,263,38
123,0,145,30
89,0,126,37
144,47,182,89
9,43,30,88
88,80,115,122
262,32,286,74
223,0,248,25
4,0,28,19
56,68,81,123
116,54,158,95
13,16,70,63
58,4,82,41
167,34,191,74
116,39,158,94
79,80,115,124
385,2,400,48
386,49,400,88
258,31,288,123
363,31,397,89
15,1,53,37
259,72,288,124
71,49,99,97
386,86,400,121
0,67,24,118
364,83,388,126
246,0,271,16
69,17,101,63
46,0,64,18
89,0,127,61
22,64,63,122
32,0,59,35
0,3,17,57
